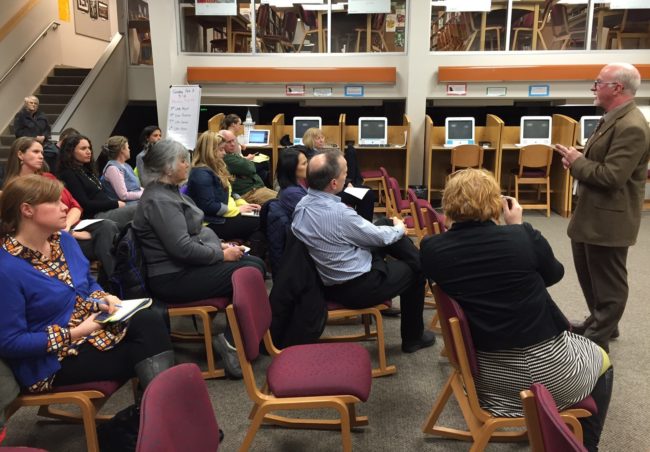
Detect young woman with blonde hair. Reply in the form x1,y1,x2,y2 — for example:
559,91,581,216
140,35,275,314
187,130,262,241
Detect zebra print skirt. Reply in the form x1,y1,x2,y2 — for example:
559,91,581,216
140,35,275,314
474,331,603,417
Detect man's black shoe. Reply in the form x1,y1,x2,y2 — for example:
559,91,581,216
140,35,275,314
402,330,436,353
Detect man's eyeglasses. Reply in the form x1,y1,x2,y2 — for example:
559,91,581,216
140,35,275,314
593,80,619,89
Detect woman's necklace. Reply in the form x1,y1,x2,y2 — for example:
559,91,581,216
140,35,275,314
76,166,102,190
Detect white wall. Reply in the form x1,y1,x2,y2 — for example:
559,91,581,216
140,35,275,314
147,1,650,183
0,0,119,133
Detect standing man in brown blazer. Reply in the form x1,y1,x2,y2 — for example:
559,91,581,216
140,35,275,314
555,63,650,352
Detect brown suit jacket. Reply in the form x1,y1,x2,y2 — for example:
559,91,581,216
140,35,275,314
568,101,650,247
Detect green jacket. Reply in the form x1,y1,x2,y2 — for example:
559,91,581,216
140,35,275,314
223,153,265,195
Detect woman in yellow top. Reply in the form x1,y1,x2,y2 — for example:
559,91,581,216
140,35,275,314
187,131,262,242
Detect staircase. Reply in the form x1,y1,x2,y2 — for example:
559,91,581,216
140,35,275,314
0,66,90,165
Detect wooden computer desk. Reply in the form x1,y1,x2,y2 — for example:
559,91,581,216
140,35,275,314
423,114,503,203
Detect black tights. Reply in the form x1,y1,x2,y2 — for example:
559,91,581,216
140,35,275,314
580,366,614,452
54,309,172,387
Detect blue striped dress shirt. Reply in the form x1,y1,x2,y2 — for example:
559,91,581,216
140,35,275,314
291,188,404,286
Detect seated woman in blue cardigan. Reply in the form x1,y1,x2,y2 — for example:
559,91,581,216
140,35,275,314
0,175,173,394
187,131,261,241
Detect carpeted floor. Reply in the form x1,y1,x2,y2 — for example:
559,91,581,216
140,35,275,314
3,211,649,452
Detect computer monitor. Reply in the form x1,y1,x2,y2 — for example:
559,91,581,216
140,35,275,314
519,116,552,146
293,117,322,145
444,117,475,147
580,116,601,146
246,129,270,147
358,117,388,146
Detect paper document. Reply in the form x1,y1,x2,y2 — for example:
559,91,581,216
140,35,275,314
344,186,370,200
252,154,270,163
95,298,153,324
73,219,104,231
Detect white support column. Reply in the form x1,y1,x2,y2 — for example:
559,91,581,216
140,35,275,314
404,0,431,185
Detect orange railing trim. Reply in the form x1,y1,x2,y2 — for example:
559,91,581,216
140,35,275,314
438,65,650,82
187,67,397,84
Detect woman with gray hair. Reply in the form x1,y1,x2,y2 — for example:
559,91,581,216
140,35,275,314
133,139,266,379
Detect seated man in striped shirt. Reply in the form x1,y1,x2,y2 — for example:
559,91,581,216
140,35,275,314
291,150,435,353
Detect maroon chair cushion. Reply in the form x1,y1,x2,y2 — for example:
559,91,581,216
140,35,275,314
433,288,480,377
231,268,272,362
404,216,415,228
529,383,588,452
166,297,230,310
511,168,547,178
50,380,123,396
267,343,371,401
360,169,383,179
568,395,597,414
137,363,219,452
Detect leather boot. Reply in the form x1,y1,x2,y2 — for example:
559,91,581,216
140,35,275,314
134,350,175,389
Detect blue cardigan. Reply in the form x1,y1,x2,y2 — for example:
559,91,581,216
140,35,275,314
0,232,102,387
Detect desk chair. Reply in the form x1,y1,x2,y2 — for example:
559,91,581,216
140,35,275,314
422,286,595,451
4,378,127,452
137,364,220,452
264,11,298,53
521,384,587,452
449,144,484,175
233,4,270,53
228,267,372,452
461,12,502,51
355,14,388,52
510,144,553,217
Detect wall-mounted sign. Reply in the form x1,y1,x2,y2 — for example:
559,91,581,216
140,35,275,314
528,85,550,97
286,85,305,96
610,0,647,9
196,0,237,16
445,0,490,12
486,86,507,97
447,83,467,96
313,87,333,97
344,85,364,97
348,0,390,14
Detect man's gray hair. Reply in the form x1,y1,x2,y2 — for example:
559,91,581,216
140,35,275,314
24,95,39,105
608,63,641,95
140,138,189,187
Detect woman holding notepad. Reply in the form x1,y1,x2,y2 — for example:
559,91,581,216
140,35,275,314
187,131,263,243
2,137,119,283
0,175,173,395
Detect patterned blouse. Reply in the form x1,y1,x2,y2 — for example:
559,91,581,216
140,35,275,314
2,233,127,392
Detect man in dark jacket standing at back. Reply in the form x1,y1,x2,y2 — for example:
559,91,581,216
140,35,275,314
555,62,650,352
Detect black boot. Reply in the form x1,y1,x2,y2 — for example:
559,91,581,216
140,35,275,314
134,350,175,389
98,351,175,452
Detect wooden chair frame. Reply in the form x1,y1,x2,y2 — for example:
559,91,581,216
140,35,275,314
225,305,368,452
168,305,226,380
322,304,397,378
422,288,591,451
520,389,584,451
450,144,484,174
362,174,389,214
5,387,119,452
